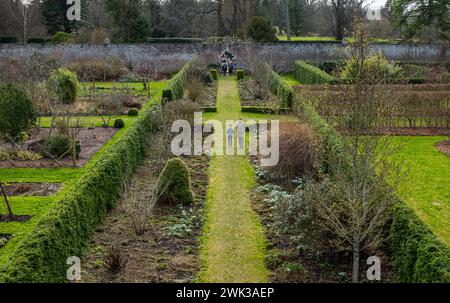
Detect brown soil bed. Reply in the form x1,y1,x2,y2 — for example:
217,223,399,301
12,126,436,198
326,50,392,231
437,140,450,157
238,79,283,107
0,127,117,168
250,159,394,283
2,183,61,196
0,234,12,249
337,127,450,136
0,214,32,223
80,152,209,283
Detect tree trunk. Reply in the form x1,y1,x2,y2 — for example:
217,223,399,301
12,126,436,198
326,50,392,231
285,0,291,40
217,0,224,36
352,247,360,283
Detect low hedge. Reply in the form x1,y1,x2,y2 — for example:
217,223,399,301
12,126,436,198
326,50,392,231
294,60,335,84
296,100,450,282
241,106,290,114
0,103,161,282
162,62,192,102
198,106,217,113
390,201,450,282
0,37,17,43
264,64,294,108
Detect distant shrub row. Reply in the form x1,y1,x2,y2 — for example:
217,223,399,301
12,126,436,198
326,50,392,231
0,100,161,282
295,101,450,282
162,62,192,101
294,60,335,84
264,64,294,108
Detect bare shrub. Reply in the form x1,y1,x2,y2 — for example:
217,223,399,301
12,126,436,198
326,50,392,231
185,75,205,102
104,245,128,273
267,123,319,183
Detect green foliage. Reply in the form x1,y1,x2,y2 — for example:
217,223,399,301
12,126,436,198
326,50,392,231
0,84,37,140
236,70,245,80
0,100,161,282
43,135,71,158
162,62,192,101
113,118,125,129
390,201,450,282
50,32,75,44
246,16,277,42
47,68,80,104
105,0,149,43
340,52,405,81
264,64,294,107
390,0,450,41
127,108,139,116
210,69,218,80
294,61,335,84
41,0,83,35
156,158,194,206
0,37,17,43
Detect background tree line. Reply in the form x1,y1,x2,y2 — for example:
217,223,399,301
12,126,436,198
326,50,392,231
0,0,448,43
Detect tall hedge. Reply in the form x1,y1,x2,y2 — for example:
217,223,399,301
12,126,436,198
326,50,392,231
390,202,450,282
0,103,161,282
162,62,192,102
264,64,294,108
296,100,450,282
294,60,335,84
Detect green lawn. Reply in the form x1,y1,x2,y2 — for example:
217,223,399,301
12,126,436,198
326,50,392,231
277,36,337,42
281,73,301,86
199,78,269,282
391,136,450,246
38,115,136,128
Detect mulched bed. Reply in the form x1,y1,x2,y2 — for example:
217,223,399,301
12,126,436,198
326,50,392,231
1,183,61,197
437,140,450,157
80,151,209,283
0,127,117,168
250,160,394,283
195,82,218,107
237,79,283,107
0,214,32,223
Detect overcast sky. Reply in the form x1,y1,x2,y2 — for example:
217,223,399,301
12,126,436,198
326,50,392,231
368,0,387,8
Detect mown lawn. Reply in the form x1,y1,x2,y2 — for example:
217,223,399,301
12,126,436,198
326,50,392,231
391,136,450,246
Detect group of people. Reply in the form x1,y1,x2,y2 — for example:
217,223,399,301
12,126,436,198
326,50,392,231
219,49,236,76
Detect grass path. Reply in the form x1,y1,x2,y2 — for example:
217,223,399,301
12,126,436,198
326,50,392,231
198,77,269,282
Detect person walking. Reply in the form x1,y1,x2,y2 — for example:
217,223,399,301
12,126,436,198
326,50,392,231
227,125,234,149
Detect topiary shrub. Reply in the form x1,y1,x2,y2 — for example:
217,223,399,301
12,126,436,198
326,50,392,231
0,84,37,140
43,135,72,158
210,69,218,80
156,158,194,206
128,108,139,116
113,118,125,129
246,16,277,42
236,70,245,80
47,68,80,104
50,32,75,44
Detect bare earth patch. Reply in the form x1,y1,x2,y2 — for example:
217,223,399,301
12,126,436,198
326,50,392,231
0,127,117,168
80,155,209,283
0,234,12,248
0,215,32,223
436,140,450,157
2,183,61,196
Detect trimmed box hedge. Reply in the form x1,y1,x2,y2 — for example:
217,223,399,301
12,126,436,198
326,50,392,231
0,103,161,282
296,100,450,282
162,62,192,102
264,64,294,108
390,202,450,282
241,106,290,114
294,60,335,84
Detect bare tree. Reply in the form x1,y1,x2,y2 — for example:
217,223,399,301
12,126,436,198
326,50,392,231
302,20,404,283
6,0,41,42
